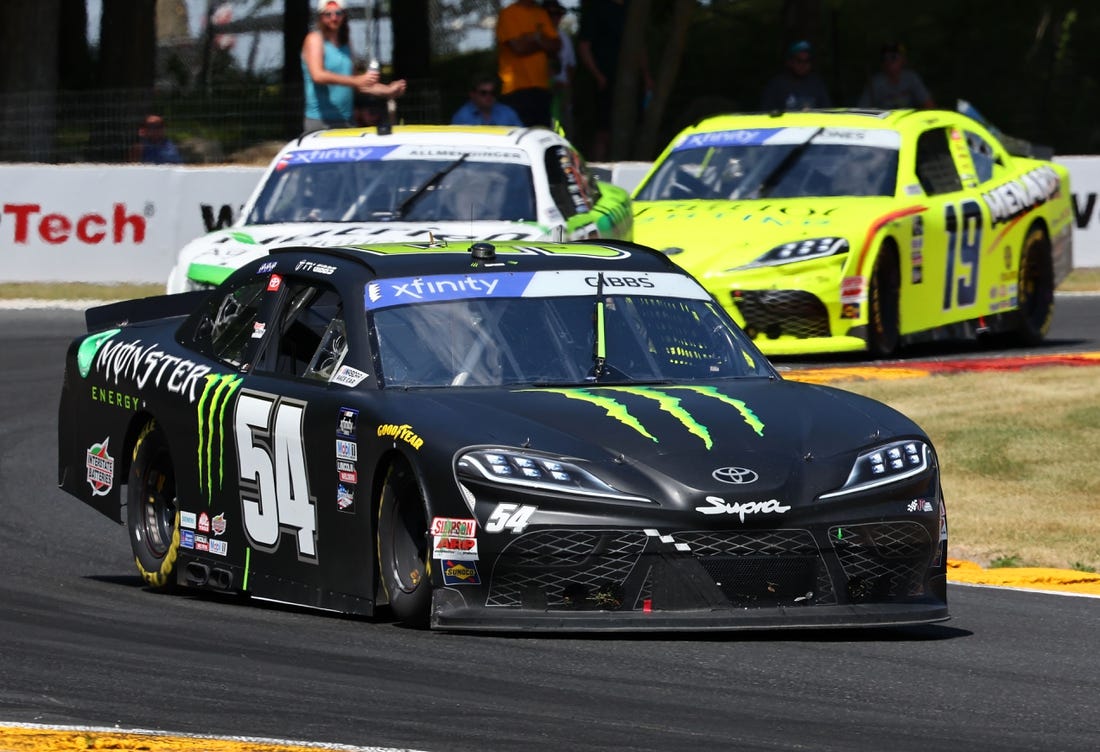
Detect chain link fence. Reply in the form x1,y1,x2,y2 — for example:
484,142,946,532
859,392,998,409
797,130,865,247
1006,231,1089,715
0,80,446,165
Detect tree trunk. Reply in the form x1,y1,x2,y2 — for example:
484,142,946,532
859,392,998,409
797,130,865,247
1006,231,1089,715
392,0,432,80
283,0,310,137
0,0,61,160
58,0,92,91
635,0,694,160
94,0,156,161
608,0,651,161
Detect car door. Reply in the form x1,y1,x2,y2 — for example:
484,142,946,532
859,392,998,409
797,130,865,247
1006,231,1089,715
183,269,377,612
542,143,632,240
899,125,986,333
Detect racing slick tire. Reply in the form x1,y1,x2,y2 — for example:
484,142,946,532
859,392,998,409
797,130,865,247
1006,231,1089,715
868,245,901,358
377,461,432,628
1014,226,1055,346
127,419,180,589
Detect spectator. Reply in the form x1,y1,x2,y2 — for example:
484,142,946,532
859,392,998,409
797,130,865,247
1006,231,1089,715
129,114,182,164
545,0,576,136
858,42,934,110
451,74,524,126
576,0,652,161
301,0,406,131
496,0,561,127
760,40,831,112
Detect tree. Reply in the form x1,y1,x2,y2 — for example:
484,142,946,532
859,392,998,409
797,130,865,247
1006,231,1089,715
0,0,61,160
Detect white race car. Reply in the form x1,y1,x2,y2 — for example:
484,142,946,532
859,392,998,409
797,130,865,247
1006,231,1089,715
166,125,634,293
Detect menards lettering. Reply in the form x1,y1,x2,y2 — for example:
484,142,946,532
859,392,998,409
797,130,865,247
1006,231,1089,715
981,165,1061,226
2,203,146,244
95,337,212,403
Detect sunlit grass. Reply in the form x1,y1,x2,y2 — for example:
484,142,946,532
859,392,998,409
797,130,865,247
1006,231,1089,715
837,367,1100,571
1058,267,1100,292
0,282,164,300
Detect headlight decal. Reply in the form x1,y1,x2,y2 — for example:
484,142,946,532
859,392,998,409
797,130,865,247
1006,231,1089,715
818,440,931,500
456,448,652,504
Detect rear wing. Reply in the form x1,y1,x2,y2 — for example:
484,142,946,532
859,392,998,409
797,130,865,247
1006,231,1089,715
85,290,210,333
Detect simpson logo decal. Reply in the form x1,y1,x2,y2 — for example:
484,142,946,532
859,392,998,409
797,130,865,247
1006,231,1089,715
197,374,244,503
85,438,114,496
377,423,424,450
442,560,481,585
520,385,764,449
694,496,791,521
431,517,477,537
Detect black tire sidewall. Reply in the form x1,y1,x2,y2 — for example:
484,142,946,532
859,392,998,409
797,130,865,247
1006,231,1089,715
1016,227,1054,345
867,247,901,358
377,463,432,628
127,420,179,589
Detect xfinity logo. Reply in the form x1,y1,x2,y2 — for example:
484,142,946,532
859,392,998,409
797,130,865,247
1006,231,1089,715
694,496,790,521
712,466,758,484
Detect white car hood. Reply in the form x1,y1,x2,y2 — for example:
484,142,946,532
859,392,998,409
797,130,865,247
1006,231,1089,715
167,220,552,293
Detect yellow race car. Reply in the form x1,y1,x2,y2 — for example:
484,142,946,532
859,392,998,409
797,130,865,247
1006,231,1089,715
632,109,1074,357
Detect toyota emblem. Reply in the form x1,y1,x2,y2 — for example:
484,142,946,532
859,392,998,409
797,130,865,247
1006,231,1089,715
712,466,759,484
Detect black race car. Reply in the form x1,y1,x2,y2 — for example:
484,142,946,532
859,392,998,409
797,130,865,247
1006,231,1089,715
58,239,948,631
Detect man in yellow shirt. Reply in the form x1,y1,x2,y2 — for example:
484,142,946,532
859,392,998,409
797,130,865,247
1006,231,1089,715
496,0,561,127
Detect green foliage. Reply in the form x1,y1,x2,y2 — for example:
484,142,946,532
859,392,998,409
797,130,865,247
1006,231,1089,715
990,554,1024,568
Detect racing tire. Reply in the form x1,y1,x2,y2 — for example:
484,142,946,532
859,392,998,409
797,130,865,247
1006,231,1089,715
127,419,180,589
377,462,432,628
1014,227,1055,346
867,246,901,358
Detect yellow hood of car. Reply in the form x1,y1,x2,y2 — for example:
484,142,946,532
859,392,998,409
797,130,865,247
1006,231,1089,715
632,196,904,273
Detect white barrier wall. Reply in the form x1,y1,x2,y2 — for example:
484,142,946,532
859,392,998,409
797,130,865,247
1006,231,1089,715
1,158,1099,284
0,164,263,283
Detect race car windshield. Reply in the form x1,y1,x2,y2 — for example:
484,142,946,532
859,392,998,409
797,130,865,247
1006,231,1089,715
635,140,899,200
369,293,772,389
246,158,537,224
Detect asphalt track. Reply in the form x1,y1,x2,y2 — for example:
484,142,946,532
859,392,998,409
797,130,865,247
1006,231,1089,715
2,297,1099,752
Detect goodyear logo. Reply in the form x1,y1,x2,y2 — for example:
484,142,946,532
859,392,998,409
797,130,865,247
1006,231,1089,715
521,385,763,448
196,373,243,503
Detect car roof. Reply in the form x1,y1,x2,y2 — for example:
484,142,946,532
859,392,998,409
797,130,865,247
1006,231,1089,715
281,124,570,154
267,239,682,278
678,108,975,137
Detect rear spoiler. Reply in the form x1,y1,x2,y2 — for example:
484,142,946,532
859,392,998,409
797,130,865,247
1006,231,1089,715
85,290,211,333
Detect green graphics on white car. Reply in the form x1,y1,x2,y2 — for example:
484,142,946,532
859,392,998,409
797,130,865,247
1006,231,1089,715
167,125,633,294
632,109,1073,357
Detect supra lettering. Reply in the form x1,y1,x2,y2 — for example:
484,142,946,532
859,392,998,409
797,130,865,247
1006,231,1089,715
695,496,791,521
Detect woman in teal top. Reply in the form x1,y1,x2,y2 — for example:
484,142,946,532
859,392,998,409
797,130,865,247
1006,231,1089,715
301,0,407,131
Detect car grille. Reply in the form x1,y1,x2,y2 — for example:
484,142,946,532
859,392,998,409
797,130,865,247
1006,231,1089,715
486,529,648,608
483,523,935,610
829,522,933,600
733,290,831,339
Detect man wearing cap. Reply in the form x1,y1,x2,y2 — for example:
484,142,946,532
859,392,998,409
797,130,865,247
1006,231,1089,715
858,43,934,110
760,40,832,112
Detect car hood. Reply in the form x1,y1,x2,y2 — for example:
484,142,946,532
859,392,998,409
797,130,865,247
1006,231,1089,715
411,378,922,505
178,220,551,285
632,197,902,273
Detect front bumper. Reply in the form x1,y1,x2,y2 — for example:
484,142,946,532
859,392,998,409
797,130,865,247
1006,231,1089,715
430,517,949,632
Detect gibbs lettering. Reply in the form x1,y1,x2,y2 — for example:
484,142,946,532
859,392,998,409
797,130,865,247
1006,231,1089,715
197,373,244,503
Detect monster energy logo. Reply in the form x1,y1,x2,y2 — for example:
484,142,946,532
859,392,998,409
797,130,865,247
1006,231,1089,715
197,373,243,503
522,385,763,449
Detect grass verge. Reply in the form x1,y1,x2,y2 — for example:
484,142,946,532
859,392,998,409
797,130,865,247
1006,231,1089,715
833,365,1100,572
